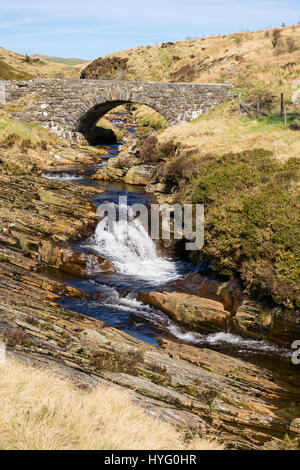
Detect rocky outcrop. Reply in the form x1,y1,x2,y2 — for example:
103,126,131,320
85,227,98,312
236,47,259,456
124,165,156,185
232,300,300,346
80,57,129,80
0,228,299,450
93,148,139,181
173,273,243,313
138,291,231,333
1,263,299,450
172,272,300,346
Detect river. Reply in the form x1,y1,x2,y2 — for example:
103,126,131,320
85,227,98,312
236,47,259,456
41,113,300,401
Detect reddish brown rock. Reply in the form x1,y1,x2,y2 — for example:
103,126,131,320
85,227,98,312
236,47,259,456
138,291,231,333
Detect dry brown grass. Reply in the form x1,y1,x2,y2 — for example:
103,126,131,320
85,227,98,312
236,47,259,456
158,101,300,162
0,359,222,450
97,116,123,142
0,46,81,79
0,110,65,171
99,25,300,96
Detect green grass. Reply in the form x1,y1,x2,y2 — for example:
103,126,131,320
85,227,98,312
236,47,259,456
240,113,300,132
0,115,38,138
0,113,59,151
139,115,167,129
43,57,89,66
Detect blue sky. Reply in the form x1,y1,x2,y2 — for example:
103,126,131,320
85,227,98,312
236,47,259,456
0,0,299,59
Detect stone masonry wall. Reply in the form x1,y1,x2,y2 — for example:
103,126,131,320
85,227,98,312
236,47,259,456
2,79,233,143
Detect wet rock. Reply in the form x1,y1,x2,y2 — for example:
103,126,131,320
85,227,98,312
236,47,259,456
93,166,126,181
231,301,272,340
138,291,231,333
173,273,300,346
93,151,138,181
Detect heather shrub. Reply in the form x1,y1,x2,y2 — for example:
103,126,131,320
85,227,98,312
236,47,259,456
138,135,159,163
186,149,300,308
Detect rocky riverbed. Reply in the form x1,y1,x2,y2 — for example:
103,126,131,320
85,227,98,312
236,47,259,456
1,111,300,450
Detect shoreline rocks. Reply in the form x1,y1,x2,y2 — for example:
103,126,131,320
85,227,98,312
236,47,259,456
124,165,156,185
138,291,231,333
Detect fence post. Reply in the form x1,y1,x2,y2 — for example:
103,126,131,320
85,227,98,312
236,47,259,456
238,93,242,118
281,93,284,116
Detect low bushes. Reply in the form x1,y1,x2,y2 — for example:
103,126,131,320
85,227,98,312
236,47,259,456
184,149,300,308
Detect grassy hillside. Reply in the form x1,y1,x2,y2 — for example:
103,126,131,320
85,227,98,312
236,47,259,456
81,25,300,99
0,47,81,80
0,359,221,450
32,54,90,66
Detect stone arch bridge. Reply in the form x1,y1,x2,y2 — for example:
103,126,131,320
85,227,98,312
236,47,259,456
0,79,233,143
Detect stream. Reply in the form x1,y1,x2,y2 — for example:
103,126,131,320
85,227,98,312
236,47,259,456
41,113,300,397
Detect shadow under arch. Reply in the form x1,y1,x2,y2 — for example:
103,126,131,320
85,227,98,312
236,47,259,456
73,92,171,144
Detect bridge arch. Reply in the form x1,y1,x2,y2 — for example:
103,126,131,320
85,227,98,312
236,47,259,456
73,91,173,143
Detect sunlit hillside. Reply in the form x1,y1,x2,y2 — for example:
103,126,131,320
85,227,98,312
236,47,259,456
82,24,300,98
0,46,82,80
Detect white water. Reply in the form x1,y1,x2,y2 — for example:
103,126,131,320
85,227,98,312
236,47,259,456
88,212,183,284
204,332,289,355
84,212,289,356
83,282,288,355
42,172,84,181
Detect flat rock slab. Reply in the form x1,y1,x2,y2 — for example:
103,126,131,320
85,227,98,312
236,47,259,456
138,291,231,333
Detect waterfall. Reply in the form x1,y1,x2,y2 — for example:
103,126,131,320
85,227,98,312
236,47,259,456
88,211,182,283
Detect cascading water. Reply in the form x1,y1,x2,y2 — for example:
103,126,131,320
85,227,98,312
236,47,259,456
87,209,184,284
81,207,288,355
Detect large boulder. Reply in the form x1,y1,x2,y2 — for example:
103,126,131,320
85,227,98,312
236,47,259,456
124,165,156,185
138,291,231,333
93,150,139,181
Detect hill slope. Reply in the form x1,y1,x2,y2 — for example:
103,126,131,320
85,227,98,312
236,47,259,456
31,54,90,66
81,25,300,98
0,47,82,80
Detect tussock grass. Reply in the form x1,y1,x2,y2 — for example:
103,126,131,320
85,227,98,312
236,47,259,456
0,359,222,450
158,101,300,162
0,111,61,172
0,113,58,146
